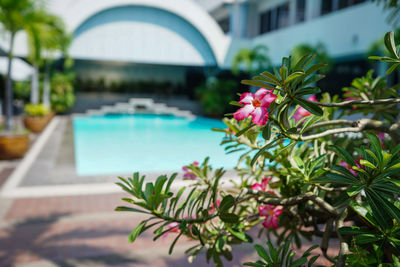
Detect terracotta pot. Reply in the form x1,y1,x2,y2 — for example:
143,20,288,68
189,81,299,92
46,111,55,124
23,115,48,133
0,135,30,160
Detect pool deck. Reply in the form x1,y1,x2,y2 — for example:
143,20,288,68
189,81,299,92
0,116,337,266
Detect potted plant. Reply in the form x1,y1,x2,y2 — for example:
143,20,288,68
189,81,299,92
0,123,30,160
23,103,51,133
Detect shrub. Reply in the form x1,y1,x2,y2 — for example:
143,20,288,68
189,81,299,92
115,31,400,266
24,103,50,117
195,78,238,117
50,72,75,113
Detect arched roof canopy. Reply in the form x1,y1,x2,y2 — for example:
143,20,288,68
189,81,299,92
57,0,230,66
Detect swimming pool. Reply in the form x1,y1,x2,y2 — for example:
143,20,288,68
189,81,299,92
73,114,237,176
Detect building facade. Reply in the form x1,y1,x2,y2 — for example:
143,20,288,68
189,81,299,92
0,0,395,88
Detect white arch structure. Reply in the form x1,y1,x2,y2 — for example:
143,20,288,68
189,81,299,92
49,0,231,66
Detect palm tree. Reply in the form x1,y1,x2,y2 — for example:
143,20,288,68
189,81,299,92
26,10,70,107
0,0,40,130
232,45,272,75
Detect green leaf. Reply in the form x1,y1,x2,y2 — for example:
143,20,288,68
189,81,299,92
219,212,239,223
251,140,277,166
305,63,328,74
115,206,150,214
219,195,235,212
311,172,358,185
254,244,271,262
229,101,242,107
230,229,251,242
294,86,321,97
387,62,400,75
262,122,271,140
355,234,382,245
128,221,146,243
331,145,354,166
261,71,281,84
359,159,376,169
338,226,373,235
294,98,323,116
235,123,254,137
284,71,304,84
385,31,399,58
169,232,183,255
365,190,393,230
241,80,275,90
365,133,383,164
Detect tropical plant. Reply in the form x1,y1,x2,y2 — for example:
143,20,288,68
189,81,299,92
26,5,70,107
115,31,400,266
0,0,40,130
232,45,272,75
50,71,75,113
374,0,400,26
195,78,238,117
24,103,49,117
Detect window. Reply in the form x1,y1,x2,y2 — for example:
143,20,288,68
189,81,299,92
260,10,273,34
339,0,366,9
276,3,290,29
218,17,230,34
321,0,334,15
296,0,306,23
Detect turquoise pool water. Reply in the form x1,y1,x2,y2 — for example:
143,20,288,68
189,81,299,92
73,114,237,176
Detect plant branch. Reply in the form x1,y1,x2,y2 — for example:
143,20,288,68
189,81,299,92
306,120,355,132
310,98,400,107
336,208,349,267
245,190,338,216
288,118,400,143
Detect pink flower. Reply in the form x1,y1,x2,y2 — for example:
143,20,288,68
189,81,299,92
209,200,221,214
259,205,282,229
339,161,358,177
233,88,277,126
163,222,180,238
251,177,271,191
292,95,317,122
182,161,199,180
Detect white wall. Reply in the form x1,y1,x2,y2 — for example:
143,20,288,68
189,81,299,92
225,2,394,67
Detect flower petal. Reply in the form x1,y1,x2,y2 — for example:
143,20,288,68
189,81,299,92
254,88,269,100
251,183,263,191
261,92,277,108
239,93,254,104
308,95,317,102
251,107,269,126
233,104,255,121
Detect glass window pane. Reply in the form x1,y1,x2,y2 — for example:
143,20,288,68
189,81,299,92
321,0,334,15
296,0,306,23
277,3,290,29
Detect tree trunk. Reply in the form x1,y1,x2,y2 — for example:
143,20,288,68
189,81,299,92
30,63,39,104
5,33,15,131
42,62,51,107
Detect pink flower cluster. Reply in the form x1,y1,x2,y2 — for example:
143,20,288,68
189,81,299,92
251,177,282,229
292,95,317,122
182,161,199,180
163,222,180,238
233,88,277,126
259,205,282,229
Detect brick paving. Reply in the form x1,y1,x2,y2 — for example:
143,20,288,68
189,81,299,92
0,193,258,267
0,191,339,267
